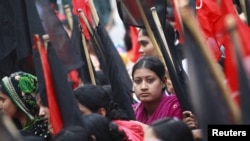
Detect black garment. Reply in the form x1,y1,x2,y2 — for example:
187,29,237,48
20,119,52,141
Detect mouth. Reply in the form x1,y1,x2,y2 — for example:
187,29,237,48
140,93,150,97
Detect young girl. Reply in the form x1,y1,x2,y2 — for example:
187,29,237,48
132,56,183,125
0,71,51,140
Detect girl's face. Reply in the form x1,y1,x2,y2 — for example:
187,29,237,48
0,91,17,117
36,95,53,133
133,68,164,103
138,30,158,58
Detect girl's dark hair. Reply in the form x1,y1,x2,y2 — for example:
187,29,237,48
82,113,126,141
132,56,165,80
73,84,129,120
150,117,194,141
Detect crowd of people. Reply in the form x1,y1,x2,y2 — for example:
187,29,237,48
0,0,248,141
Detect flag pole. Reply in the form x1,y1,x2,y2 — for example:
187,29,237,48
150,7,175,70
88,0,99,26
64,4,73,31
135,0,167,68
42,34,49,51
81,33,96,85
77,9,97,85
78,9,105,62
179,0,241,123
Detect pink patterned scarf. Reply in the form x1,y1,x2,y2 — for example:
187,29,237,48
134,94,183,125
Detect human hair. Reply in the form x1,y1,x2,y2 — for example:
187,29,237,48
138,21,176,44
150,117,194,141
73,84,129,120
81,113,126,141
52,126,93,141
132,56,166,80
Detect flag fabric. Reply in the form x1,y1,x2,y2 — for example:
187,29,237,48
35,0,83,73
218,0,250,107
70,15,95,84
33,34,83,134
127,26,140,63
0,0,45,78
91,21,135,120
180,4,237,140
196,0,223,61
33,35,63,134
116,0,166,28
72,0,92,40
225,16,250,123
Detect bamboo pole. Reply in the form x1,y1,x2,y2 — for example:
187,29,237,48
77,9,105,60
88,0,99,26
179,0,241,123
42,34,50,51
81,31,96,85
151,7,175,70
64,4,73,31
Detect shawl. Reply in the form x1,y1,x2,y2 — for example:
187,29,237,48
134,94,182,125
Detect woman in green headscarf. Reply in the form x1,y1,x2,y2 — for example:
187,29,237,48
0,71,51,140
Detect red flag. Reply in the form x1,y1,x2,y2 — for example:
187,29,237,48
72,0,92,40
171,0,184,43
196,0,223,61
33,34,63,134
127,26,140,63
219,0,250,106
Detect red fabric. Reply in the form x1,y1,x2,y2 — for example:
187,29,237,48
219,0,250,107
68,69,80,89
196,0,223,61
113,120,144,141
171,0,184,43
33,35,63,134
127,26,140,63
72,0,92,40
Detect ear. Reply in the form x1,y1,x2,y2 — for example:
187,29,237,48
97,107,107,117
162,75,167,87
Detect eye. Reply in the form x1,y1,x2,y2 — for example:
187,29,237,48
139,41,148,47
146,78,154,83
133,79,142,84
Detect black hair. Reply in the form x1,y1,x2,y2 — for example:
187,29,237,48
52,126,93,141
132,56,166,80
81,113,125,141
73,84,129,120
150,117,195,141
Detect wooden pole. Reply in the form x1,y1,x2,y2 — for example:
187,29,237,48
64,4,73,31
151,7,175,70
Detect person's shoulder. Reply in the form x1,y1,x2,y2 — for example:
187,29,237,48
162,95,181,109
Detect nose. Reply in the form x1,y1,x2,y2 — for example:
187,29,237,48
140,80,148,90
39,106,46,117
139,46,144,56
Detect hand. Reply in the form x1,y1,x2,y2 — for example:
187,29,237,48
182,111,198,129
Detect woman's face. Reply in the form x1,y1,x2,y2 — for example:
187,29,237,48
0,90,17,117
138,30,158,58
36,95,52,133
133,68,164,102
